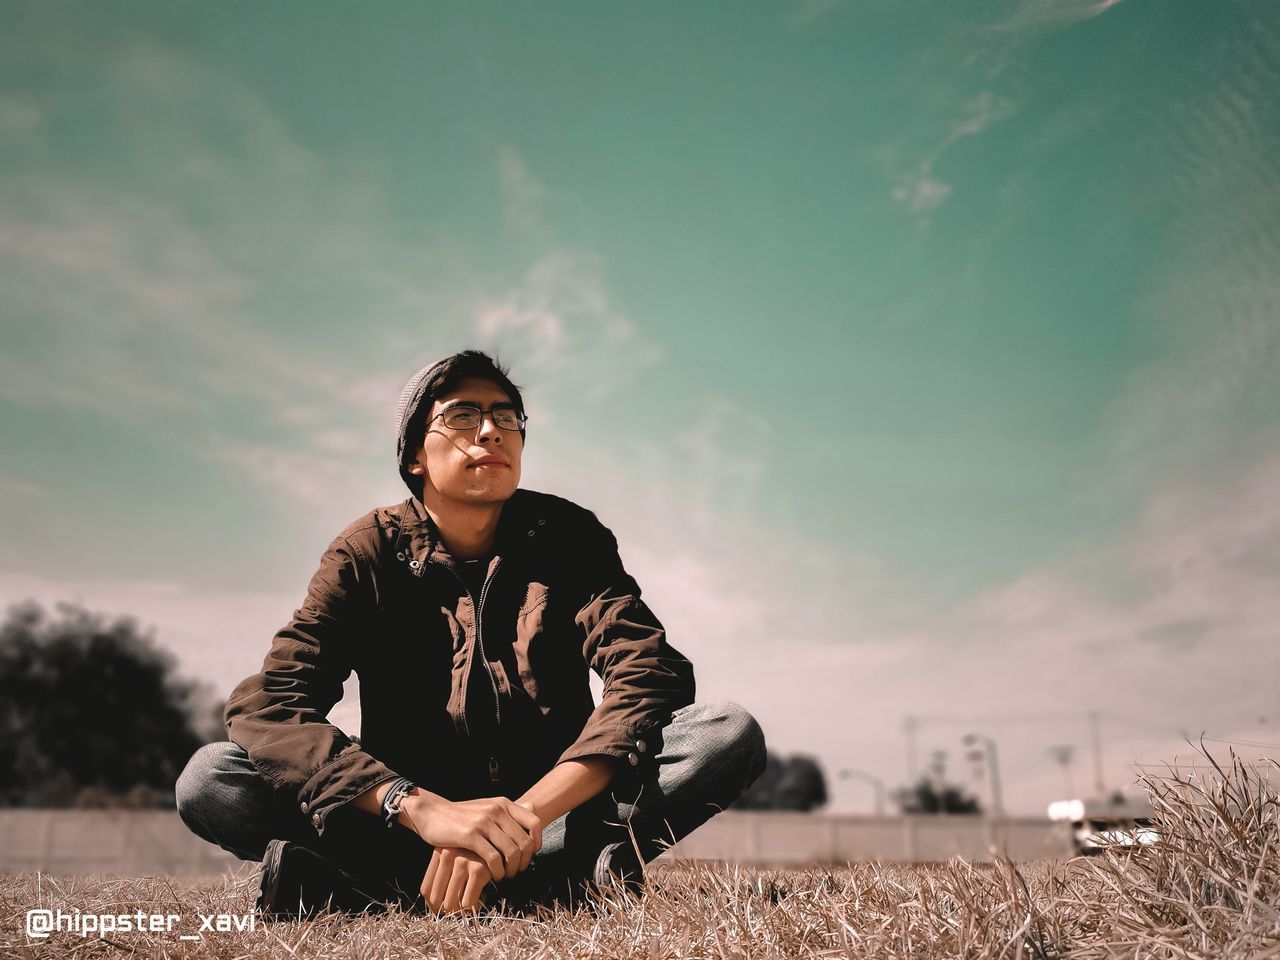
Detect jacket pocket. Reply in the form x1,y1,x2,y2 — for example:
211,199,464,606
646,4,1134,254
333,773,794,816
513,582,550,707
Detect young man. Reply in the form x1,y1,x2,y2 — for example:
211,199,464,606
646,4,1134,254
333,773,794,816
176,351,766,916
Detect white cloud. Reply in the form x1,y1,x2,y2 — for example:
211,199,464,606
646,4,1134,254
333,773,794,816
498,146,549,241
671,396,774,537
210,441,372,514
891,166,953,217
0,470,45,499
474,296,567,369
889,91,1015,221
586,441,1280,814
943,91,1016,148
789,0,845,26
471,249,664,403
0,95,41,137
989,0,1127,33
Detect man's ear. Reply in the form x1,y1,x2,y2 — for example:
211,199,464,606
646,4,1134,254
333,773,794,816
407,461,425,476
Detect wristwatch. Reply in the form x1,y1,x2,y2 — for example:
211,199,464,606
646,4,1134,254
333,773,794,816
380,777,416,829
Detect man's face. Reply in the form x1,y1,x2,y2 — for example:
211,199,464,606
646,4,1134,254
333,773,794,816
408,376,523,506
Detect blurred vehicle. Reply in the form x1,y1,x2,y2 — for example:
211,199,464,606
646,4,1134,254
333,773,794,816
1047,792,1159,855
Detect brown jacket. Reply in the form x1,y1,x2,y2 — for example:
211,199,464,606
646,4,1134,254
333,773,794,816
223,489,696,837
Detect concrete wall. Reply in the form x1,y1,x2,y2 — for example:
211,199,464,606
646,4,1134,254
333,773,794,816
0,810,1073,876
0,810,241,876
664,812,1073,863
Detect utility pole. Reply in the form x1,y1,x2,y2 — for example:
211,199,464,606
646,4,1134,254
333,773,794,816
1089,711,1105,797
1048,744,1075,798
963,733,1004,818
903,715,918,782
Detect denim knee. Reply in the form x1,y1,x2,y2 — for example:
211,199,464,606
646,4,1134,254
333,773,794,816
175,740,281,860
175,742,236,822
687,699,767,778
715,700,767,785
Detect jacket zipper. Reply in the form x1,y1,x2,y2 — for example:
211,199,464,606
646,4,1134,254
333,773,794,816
477,558,503,782
431,555,504,783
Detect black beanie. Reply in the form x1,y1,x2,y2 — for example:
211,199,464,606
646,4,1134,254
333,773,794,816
394,359,446,497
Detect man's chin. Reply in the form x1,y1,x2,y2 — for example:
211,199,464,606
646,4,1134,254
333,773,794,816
462,483,518,503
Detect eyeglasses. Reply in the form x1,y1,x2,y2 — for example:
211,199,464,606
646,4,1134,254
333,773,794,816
428,403,527,432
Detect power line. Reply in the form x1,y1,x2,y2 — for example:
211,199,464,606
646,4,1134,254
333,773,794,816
1198,735,1280,751
910,711,1089,725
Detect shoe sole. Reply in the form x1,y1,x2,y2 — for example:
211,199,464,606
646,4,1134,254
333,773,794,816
257,839,289,920
591,840,646,897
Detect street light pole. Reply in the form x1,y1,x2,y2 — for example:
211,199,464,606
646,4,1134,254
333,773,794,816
1048,744,1075,798
963,733,1004,818
903,715,918,782
1089,710,1106,796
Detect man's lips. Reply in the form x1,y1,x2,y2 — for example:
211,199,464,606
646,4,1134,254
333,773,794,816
470,457,509,468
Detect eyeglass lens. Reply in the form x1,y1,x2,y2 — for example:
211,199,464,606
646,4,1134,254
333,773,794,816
441,406,522,430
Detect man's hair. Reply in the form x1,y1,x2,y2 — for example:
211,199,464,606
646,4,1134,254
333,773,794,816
395,350,526,498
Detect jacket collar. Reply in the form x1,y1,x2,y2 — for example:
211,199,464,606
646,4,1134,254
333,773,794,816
394,490,539,577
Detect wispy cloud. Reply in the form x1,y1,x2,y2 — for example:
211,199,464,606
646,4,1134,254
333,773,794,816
587,439,1280,812
891,167,953,217
989,0,1128,33
0,470,45,499
0,95,41,136
788,0,845,26
473,249,662,395
1099,32,1280,492
0,38,668,541
472,149,663,402
674,396,774,537
889,91,1016,222
499,146,550,242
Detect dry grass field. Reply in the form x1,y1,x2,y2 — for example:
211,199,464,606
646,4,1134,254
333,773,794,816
3,748,1276,959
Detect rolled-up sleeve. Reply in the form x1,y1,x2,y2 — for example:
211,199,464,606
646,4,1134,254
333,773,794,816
223,535,398,836
555,513,696,784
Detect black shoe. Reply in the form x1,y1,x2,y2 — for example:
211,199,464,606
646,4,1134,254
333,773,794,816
256,839,391,920
590,839,646,898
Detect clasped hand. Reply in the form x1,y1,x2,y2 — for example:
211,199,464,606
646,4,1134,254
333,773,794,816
401,793,542,913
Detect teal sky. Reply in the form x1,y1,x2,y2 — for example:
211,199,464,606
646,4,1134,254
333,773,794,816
2,0,1278,813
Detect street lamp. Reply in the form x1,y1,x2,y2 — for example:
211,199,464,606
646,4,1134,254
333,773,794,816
837,768,886,815
963,733,1004,818
1048,744,1076,798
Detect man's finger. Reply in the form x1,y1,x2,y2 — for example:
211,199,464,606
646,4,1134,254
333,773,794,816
469,836,507,882
429,849,456,911
495,817,535,873
487,820,526,876
502,808,541,855
443,858,469,913
508,801,543,844
421,849,441,900
461,864,487,912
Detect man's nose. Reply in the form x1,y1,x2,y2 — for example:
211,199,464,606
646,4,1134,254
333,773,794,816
476,414,503,442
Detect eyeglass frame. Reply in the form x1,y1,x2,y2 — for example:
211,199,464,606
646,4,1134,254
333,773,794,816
426,402,528,432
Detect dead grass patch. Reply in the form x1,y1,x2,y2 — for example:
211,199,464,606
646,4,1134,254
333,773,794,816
3,746,1275,958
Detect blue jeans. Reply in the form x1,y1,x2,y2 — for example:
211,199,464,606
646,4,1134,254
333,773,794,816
176,700,765,908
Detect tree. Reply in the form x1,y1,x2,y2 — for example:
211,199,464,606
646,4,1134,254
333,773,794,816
892,778,983,814
0,601,224,807
892,750,982,814
733,752,829,811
